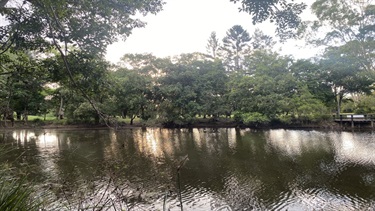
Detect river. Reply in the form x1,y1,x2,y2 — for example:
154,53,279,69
0,128,375,210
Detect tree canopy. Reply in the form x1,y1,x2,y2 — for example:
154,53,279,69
0,0,164,55
230,0,307,39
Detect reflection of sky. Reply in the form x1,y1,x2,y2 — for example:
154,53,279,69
134,128,176,158
12,130,61,150
12,130,62,178
266,129,375,167
12,130,36,143
330,132,375,166
266,129,329,157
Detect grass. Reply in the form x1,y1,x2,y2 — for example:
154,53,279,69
27,115,57,121
115,116,142,124
0,177,42,211
0,147,43,211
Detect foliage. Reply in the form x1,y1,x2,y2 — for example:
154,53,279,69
242,112,271,125
233,111,270,126
319,46,375,115
156,53,228,125
230,0,307,39
355,94,375,114
287,85,331,123
112,66,154,124
0,177,42,211
0,0,164,55
220,25,251,71
0,51,48,121
206,32,220,59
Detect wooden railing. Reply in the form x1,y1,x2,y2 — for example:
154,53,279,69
333,114,374,128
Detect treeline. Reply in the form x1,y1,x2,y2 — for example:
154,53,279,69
0,41,373,127
1,0,374,127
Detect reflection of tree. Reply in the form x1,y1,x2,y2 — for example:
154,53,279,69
1,129,375,209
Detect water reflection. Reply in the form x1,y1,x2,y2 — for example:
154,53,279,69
0,128,375,210
331,132,375,166
266,129,331,157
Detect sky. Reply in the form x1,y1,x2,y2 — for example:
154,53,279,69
105,0,322,64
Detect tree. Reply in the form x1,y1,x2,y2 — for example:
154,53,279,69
230,0,307,39
112,67,154,125
303,0,375,115
0,50,48,122
220,25,251,72
229,50,297,118
0,0,164,126
157,53,228,125
206,31,220,59
251,28,276,50
117,53,167,77
356,94,375,114
320,46,375,116
307,0,375,72
0,0,164,55
45,52,114,124
290,59,334,107
287,85,329,124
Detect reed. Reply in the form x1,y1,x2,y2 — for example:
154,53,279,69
0,147,42,211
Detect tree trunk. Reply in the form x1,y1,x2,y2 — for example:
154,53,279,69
57,95,64,119
16,112,21,120
95,114,100,125
336,93,343,116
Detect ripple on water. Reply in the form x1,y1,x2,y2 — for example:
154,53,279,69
219,171,265,210
269,187,375,211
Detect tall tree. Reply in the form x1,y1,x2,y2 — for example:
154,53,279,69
206,31,220,59
220,25,251,72
251,28,275,50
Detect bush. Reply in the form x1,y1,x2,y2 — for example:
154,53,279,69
233,111,271,126
242,112,271,125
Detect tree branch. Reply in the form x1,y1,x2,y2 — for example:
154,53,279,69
42,0,113,128
0,0,8,8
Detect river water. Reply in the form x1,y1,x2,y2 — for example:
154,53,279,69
1,128,375,210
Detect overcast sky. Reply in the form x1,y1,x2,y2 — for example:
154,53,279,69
104,0,320,63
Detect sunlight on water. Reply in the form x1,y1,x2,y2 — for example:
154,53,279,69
266,129,329,157
1,128,375,210
331,132,375,166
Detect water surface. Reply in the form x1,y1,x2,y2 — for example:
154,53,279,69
1,128,375,210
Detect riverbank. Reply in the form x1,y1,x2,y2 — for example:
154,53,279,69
0,118,357,131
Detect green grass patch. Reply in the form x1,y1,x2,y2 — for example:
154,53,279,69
28,115,56,121
115,117,141,124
